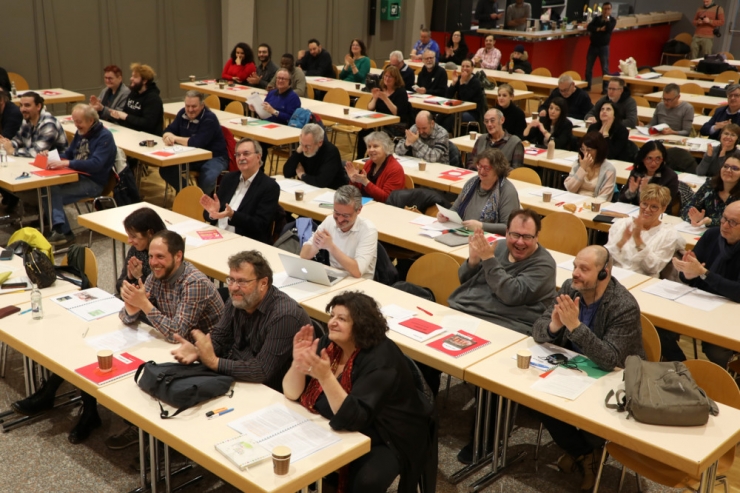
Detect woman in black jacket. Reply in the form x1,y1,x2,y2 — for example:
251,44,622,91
496,83,526,139
619,140,679,207
523,96,574,149
439,59,483,133
440,31,469,65
587,100,632,162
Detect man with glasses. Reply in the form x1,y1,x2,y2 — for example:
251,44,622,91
470,108,524,168
413,50,448,97
672,200,740,368
200,137,279,245
172,250,311,391
283,123,347,189
538,74,593,120
300,185,378,279
389,50,416,90
647,83,694,136
584,77,637,128
89,64,130,122
701,83,740,141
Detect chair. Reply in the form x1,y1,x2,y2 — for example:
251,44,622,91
323,87,350,107
354,93,371,110
674,33,693,46
224,101,245,115
714,71,740,84
560,70,581,81
673,59,693,68
406,253,461,308
721,52,735,61
633,95,651,108
404,174,415,190
538,212,588,256
325,88,360,158
8,72,29,91
75,169,118,216
662,69,687,80
660,33,694,65
61,247,99,288
369,59,377,69
640,314,661,363
204,94,220,110
508,167,541,185
531,67,552,78
172,185,206,222
681,82,705,95
508,80,528,92
594,359,740,493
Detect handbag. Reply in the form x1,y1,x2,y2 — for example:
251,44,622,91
18,242,56,289
605,355,718,426
135,361,235,419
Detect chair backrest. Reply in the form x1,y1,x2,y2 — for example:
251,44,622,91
539,212,588,256
172,185,206,222
720,51,735,61
306,84,314,99
508,80,528,92
680,82,705,95
508,167,541,185
204,94,220,110
8,72,29,91
640,314,661,362
333,65,340,78
683,359,740,409
354,93,372,110
324,87,350,107
672,59,693,68
406,253,461,307
560,70,581,81
662,69,687,80
531,67,552,78
633,95,651,108
425,205,439,217
224,101,245,116
404,174,414,189
674,32,693,46
708,106,717,117
714,71,739,84
370,59,377,69
61,247,98,288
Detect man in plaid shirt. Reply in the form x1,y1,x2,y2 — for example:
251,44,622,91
394,110,450,164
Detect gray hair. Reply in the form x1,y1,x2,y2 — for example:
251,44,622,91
363,130,394,154
390,50,404,62
72,103,99,124
301,123,324,142
664,83,680,95
422,49,436,58
276,68,290,79
558,74,574,85
184,90,205,102
727,83,740,96
334,184,363,210
236,137,262,156
228,250,273,287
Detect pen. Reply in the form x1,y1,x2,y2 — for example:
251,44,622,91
82,327,90,338
417,306,433,316
164,219,173,225
205,407,228,417
208,408,234,419
18,308,32,316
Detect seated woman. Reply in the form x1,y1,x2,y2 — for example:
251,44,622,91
439,59,484,134
338,39,370,83
619,140,679,208
681,151,740,227
437,148,520,235
439,30,468,65
564,131,617,202
606,184,686,277
586,101,632,162
496,83,526,139
221,42,256,84
697,123,740,177
345,131,405,203
523,96,573,150
357,65,410,158
116,207,167,294
283,292,433,493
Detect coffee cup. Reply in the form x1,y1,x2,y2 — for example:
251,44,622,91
531,112,539,121
516,350,532,369
469,131,477,140
98,350,114,373
218,82,225,89
343,108,350,115
542,191,552,203
295,190,305,201
189,75,196,82
355,83,361,90
272,446,291,475
418,162,427,171
241,118,249,125
591,202,601,212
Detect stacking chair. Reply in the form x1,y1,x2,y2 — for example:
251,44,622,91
404,175,414,190
672,59,693,68
659,33,693,65
560,70,582,81
633,95,651,108
714,71,739,84
640,314,662,363
172,185,206,222
406,252,461,308
8,72,29,91
720,52,735,61
508,167,541,185
662,69,687,80
538,212,588,256
681,82,705,95
203,94,220,110
531,67,552,78
61,247,99,288
224,101,245,115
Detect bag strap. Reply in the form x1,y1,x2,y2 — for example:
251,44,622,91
159,389,234,419
605,389,626,412
134,361,155,383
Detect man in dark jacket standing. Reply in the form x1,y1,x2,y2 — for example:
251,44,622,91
109,63,164,136
475,0,501,29
585,2,616,92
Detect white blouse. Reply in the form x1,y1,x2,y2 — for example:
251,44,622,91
605,217,687,277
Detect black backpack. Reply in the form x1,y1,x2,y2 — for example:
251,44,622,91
697,55,737,75
661,39,690,55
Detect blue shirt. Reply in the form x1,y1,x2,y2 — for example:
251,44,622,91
164,106,227,159
264,88,301,125
412,39,441,61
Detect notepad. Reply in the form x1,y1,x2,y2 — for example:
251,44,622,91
215,436,271,470
427,330,490,358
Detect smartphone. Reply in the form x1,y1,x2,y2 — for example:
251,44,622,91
1,282,27,289
578,150,585,160
0,249,13,261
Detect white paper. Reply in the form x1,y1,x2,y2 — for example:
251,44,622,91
636,126,650,136
423,96,447,103
228,117,260,124
651,123,669,132
52,288,114,309
388,320,446,342
85,326,155,352
258,420,340,463
280,281,330,302
185,235,206,248
678,173,707,187
636,72,662,80
515,342,581,371
272,272,307,289
47,149,61,163
278,179,319,194
674,222,707,235
555,192,586,204
163,145,196,154
247,93,272,119
168,219,207,235
70,297,125,321
600,203,639,215
441,315,480,334
551,157,577,166
567,117,585,127
409,215,437,226
642,279,696,300
530,366,596,400
418,229,444,238
229,404,307,439
674,289,727,311
381,304,416,321
435,204,463,226
311,190,336,204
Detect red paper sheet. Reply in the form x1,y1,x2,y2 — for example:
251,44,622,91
74,352,145,385
30,155,48,168
197,229,223,240
32,169,77,177
151,151,175,157
262,124,280,129
399,318,442,335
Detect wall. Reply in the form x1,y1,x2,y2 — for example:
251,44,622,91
0,0,224,103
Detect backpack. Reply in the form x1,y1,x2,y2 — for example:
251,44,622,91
288,108,325,130
135,361,235,419
697,54,736,75
475,70,496,91
55,244,91,290
661,39,690,55
605,355,718,426
362,73,381,92
113,165,141,206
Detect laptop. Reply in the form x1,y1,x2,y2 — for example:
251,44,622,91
278,254,348,286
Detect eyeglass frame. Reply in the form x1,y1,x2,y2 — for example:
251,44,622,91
507,231,537,241
720,215,740,228
225,277,259,288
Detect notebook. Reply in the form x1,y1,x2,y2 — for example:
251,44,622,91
214,436,271,470
74,352,145,386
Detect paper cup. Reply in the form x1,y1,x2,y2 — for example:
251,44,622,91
531,112,539,121
469,131,477,140
189,75,195,82
542,191,552,203
241,118,249,125
516,350,532,369
294,190,304,201
418,162,427,171
218,82,225,89
591,202,601,212
355,83,361,90
343,108,350,115
272,446,291,475
97,350,114,373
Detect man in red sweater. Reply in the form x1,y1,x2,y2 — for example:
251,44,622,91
690,0,725,59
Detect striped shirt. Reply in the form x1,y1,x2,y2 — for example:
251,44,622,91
119,261,224,343
212,286,310,391
11,110,68,157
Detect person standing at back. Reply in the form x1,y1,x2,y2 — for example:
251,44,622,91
690,0,725,59
585,2,616,92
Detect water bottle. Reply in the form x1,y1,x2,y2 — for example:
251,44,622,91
0,145,7,167
31,284,43,320
10,81,17,99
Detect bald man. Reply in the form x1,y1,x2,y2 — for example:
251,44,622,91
394,110,449,163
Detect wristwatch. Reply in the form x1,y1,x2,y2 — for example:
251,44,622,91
699,270,708,280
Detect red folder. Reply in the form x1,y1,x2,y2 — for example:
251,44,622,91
75,352,145,386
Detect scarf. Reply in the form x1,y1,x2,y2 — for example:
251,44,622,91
456,176,501,222
710,234,740,274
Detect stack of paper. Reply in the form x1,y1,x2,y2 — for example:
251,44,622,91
642,279,726,311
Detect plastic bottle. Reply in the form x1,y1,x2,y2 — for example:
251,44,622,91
10,81,17,98
546,138,556,159
31,284,43,320
508,60,514,74
0,145,7,167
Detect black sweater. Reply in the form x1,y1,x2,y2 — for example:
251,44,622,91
416,65,449,98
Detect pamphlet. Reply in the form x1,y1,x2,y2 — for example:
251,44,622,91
427,330,490,358
215,436,271,470
51,288,124,321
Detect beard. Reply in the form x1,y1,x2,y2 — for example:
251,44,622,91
130,81,144,93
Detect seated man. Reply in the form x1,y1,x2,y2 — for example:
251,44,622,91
701,83,740,141
247,43,279,89
533,245,644,491
108,63,164,136
647,83,694,136
283,123,348,189
671,201,740,367
159,90,228,195
0,89,22,139
389,50,415,90
470,108,523,168
266,53,307,98
89,64,131,122
200,138,279,245
0,91,68,213
300,184,378,279
413,50,448,97
394,110,450,164
45,104,117,246
11,230,224,444
584,77,638,128
539,75,594,121
410,28,440,61
172,250,311,391
297,39,335,79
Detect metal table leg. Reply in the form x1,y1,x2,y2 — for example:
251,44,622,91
149,434,158,493
36,189,45,233
449,387,494,483
454,112,463,137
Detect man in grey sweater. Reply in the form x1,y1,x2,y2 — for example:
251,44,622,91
647,83,695,137
532,245,644,491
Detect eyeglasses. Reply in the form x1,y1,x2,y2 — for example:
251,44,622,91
276,77,291,81
477,164,492,172
607,86,623,91
662,95,678,103
723,164,740,172
644,156,663,163
721,215,740,228
225,277,258,288
483,118,497,124
422,57,436,61
508,231,537,241
728,92,740,99
235,151,257,158
333,209,356,219
639,202,661,213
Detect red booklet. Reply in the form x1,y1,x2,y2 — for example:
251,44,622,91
197,229,223,240
427,330,490,358
32,169,77,177
399,318,442,335
75,352,145,386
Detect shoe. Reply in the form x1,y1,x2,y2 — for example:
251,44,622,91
105,424,139,450
457,441,474,464
11,383,58,416
557,452,578,473
576,447,604,491
68,406,102,444
47,231,75,246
